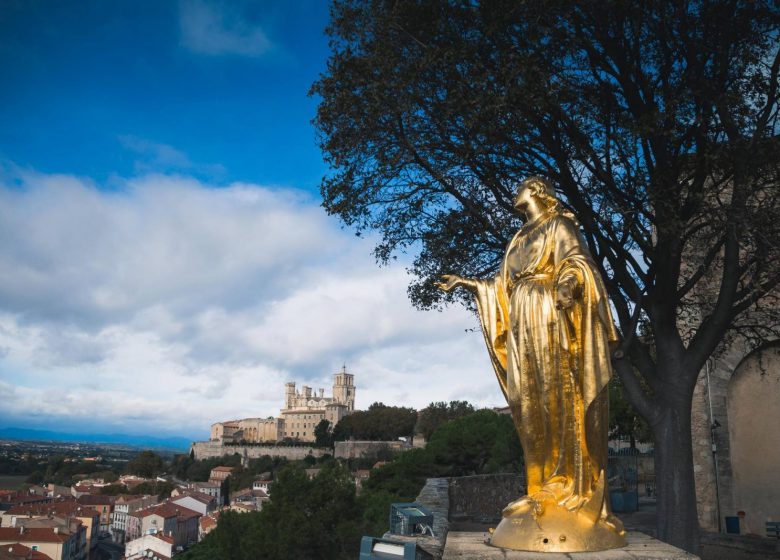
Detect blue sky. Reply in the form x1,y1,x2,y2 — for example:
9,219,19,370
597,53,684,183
0,0,330,188
0,1,503,440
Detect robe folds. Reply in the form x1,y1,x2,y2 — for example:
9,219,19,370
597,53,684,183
474,208,619,513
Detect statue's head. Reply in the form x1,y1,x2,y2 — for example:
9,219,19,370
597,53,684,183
513,176,557,214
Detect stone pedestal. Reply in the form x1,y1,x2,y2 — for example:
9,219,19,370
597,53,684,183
443,531,700,559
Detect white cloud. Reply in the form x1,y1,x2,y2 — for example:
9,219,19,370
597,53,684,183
0,169,505,439
119,135,226,178
179,0,274,58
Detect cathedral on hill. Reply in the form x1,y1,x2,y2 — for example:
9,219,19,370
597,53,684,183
210,367,356,444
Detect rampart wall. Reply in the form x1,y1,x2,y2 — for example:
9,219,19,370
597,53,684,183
333,440,409,459
190,441,328,461
448,473,526,524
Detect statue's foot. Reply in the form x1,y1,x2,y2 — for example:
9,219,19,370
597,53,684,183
560,493,587,511
502,496,536,517
603,513,626,535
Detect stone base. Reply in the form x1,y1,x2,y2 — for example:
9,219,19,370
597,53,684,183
443,531,700,559
489,499,627,552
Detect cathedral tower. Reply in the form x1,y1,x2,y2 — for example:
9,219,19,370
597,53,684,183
332,366,355,411
284,382,296,409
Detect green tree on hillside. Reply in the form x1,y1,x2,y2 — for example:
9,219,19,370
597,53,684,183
126,450,164,478
133,480,176,500
98,484,130,496
332,402,417,441
181,464,365,560
314,419,334,448
426,410,522,476
414,400,475,439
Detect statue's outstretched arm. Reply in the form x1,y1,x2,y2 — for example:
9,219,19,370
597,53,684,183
435,274,478,294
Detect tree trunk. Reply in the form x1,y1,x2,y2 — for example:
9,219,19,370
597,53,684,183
653,394,700,553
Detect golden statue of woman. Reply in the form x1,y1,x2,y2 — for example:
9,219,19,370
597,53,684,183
437,177,626,552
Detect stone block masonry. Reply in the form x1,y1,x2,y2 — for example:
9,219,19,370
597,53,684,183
190,441,328,461
442,531,699,559
333,440,409,459
449,474,525,525
383,477,450,559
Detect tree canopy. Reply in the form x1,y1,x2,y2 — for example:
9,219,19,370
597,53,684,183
182,464,365,560
312,1,780,551
125,450,164,479
314,419,335,447
332,402,417,441
414,400,475,439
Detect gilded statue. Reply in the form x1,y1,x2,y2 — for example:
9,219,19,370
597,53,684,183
437,177,626,552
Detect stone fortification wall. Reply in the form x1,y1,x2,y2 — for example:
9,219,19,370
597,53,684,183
381,477,450,559
691,345,742,532
191,441,328,461
448,473,526,524
334,440,409,459
726,343,780,536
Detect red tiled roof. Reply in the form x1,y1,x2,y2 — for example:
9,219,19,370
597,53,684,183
114,494,144,503
0,542,54,560
4,500,99,520
7,497,49,507
0,527,70,544
12,517,82,535
173,506,200,520
148,503,179,519
134,501,201,521
2,543,29,555
76,495,114,506
172,492,214,505
210,466,234,472
0,543,29,560
153,533,174,544
199,516,217,531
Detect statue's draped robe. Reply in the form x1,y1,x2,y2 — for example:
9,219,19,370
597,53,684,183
474,210,619,517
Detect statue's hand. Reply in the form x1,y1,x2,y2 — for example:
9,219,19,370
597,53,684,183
436,274,477,293
555,281,578,309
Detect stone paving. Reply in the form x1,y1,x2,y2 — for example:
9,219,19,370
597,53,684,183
442,531,700,560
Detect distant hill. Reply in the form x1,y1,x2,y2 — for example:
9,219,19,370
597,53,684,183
0,427,193,451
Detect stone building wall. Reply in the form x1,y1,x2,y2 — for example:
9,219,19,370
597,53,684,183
190,441,328,461
691,340,780,534
236,418,282,443
726,343,780,535
448,473,526,524
333,440,409,460
690,344,743,531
